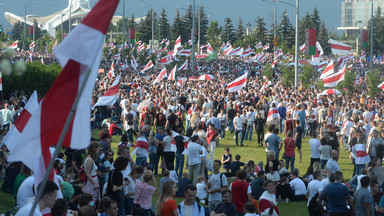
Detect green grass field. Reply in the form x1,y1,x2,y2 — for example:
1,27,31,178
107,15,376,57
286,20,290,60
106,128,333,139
0,129,354,215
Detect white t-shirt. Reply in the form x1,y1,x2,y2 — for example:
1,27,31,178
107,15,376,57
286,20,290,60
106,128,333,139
309,139,321,159
186,142,202,165
184,205,194,216
17,176,35,208
289,177,306,195
306,179,323,206
123,176,136,198
15,202,42,216
208,172,228,202
196,182,207,199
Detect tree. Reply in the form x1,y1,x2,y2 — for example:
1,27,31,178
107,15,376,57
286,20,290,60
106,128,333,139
318,22,331,55
221,18,235,43
158,8,170,41
278,11,295,49
367,7,384,56
128,14,137,30
206,20,222,49
254,17,268,45
368,70,381,97
299,65,315,88
311,8,321,34
339,65,356,95
262,63,273,80
280,64,295,87
298,12,315,45
198,6,209,45
137,9,157,43
236,17,245,42
182,5,194,44
171,9,185,42
11,22,23,41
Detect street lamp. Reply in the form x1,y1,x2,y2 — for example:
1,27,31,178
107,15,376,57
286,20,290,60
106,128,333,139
371,0,373,69
141,0,154,51
273,0,299,87
24,1,37,42
122,0,126,57
261,0,277,53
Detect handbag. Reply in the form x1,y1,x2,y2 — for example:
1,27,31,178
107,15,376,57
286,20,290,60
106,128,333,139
131,184,147,215
79,157,93,183
110,170,125,203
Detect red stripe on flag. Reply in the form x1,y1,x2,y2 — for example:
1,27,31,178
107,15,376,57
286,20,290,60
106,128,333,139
41,60,80,149
14,109,32,133
331,44,351,51
81,0,119,34
103,84,119,96
228,78,247,89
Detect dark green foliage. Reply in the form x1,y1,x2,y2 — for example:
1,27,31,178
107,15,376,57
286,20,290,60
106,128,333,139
3,62,61,99
222,18,235,43
278,11,295,48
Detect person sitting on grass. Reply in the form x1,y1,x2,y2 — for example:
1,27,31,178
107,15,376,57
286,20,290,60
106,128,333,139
160,169,174,194
276,176,291,203
229,154,245,177
243,201,260,216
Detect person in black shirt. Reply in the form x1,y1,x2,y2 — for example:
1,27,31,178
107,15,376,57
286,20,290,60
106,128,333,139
230,154,245,177
71,149,86,177
227,105,237,134
174,128,187,179
255,113,265,147
165,109,177,131
211,189,237,216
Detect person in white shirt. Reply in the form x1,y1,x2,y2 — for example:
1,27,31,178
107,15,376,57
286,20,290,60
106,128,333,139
306,171,323,208
233,111,244,146
186,136,203,184
177,184,205,216
309,132,321,167
289,169,306,201
16,180,59,216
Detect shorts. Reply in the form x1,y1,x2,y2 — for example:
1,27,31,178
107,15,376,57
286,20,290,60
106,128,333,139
295,140,302,150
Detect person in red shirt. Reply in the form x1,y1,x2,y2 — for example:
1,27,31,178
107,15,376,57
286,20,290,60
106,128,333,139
229,170,252,214
156,181,178,216
207,123,219,161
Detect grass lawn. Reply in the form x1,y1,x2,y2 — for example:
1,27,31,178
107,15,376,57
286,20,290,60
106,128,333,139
0,129,353,215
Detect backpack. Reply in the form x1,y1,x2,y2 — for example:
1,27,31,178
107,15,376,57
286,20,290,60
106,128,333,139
126,113,134,125
158,113,166,126
177,202,202,214
209,173,225,187
144,113,151,125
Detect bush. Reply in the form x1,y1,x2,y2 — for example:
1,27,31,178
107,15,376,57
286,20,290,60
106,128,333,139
3,62,61,99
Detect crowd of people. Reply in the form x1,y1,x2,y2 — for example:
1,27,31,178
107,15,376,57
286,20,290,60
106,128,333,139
1,45,384,216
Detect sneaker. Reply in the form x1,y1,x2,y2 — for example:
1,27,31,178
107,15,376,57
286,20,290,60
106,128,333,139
233,135,236,139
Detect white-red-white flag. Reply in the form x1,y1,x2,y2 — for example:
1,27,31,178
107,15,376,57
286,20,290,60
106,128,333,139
322,64,346,88
7,0,120,161
188,39,193,46
262,44,270,51
378,81,384,90
227,73,247,92
206,43,213,54
178,59,188,71
141,60,154,72
131,136,148,156
330,39,352,55
168,65,177,80
0,72,2,91
130,55,138,70
138,43,145,52
29,41,35,50
153,68,167,84
9,40,18,49
174,35,181,51
354,144,370,164
178,49,191,56
300,44,305,53
52,40,58,51
108,62,115,78
320,61,334,79
94,76,120,107
160,54,174,64
255,41,263,49
267,107,279,123
112,53,121,61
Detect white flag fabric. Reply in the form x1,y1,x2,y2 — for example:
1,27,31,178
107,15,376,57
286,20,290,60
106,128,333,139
330,39,352,55
320,61,334,79
227,73,247,92
323,65,346,88
93,76,120,107
7,0,119,162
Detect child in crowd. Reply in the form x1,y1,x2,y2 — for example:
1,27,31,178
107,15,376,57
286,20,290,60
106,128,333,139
196,175,208,205
167,163,178,183
256,161,264,173
176,172,192,197
159,169,173,194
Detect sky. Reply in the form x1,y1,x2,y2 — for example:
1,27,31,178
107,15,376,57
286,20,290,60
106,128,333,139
0,0,344,34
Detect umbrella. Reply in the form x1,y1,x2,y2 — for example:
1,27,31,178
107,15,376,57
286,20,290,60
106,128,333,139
198,74,214,81
137,100,154,112
320,89,340,95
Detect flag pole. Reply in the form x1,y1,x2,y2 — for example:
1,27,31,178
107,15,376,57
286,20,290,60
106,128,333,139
28,36,104,216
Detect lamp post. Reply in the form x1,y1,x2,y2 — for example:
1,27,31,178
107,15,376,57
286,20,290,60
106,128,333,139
24,1,37,42
122,0,125,56
69,0,72,33
141,1,154,51
272,0,299,87
191,0,196,74
261,0,277,53
371,0,373,69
